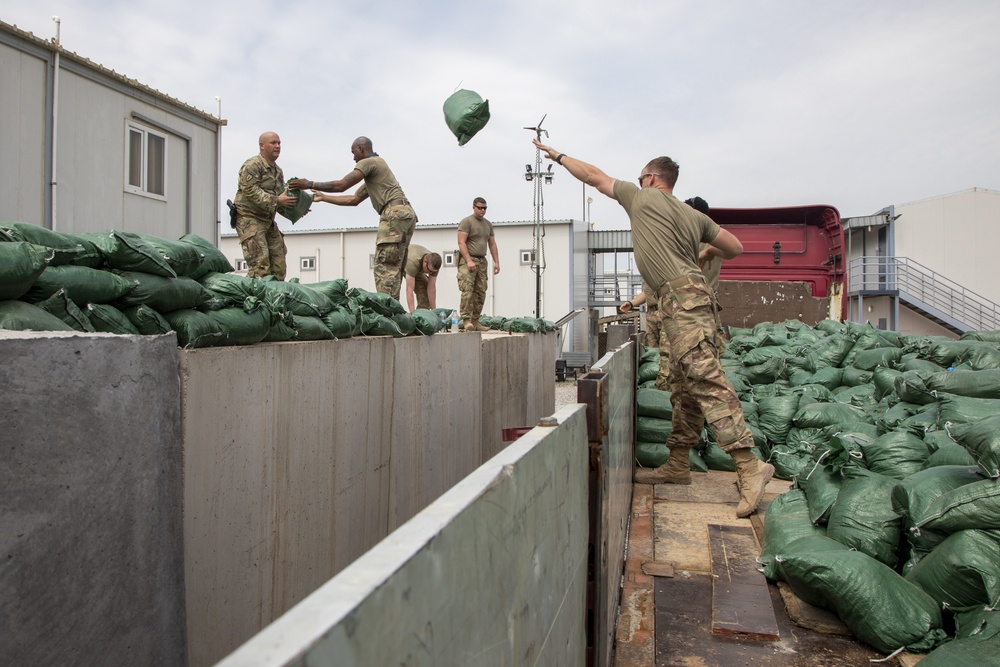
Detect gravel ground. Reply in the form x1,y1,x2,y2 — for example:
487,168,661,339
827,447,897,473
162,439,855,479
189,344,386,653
554,376,579,409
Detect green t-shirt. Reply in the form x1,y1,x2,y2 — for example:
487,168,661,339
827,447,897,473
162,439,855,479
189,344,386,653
457,215,494,258
354,156,407,214
405,243,430,278
613,181,719,294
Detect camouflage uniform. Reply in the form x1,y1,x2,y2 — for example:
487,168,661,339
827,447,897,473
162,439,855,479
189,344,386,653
354,155,416,300
234,153,287,280
456,214,494,322
641,286,671,392
659,275,752,452
404,243,433,310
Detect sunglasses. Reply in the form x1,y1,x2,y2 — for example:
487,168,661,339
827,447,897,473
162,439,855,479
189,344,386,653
638,173,661,186
474,205,487,210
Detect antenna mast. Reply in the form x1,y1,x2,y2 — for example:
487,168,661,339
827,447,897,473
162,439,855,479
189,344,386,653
522,115,554,318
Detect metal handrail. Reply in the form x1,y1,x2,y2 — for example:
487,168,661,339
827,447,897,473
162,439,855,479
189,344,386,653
848,256,1000,331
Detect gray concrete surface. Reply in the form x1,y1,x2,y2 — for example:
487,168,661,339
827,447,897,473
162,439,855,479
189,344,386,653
215,404,590,667
0,331,187,666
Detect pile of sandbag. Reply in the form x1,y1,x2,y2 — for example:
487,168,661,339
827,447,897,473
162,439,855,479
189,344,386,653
636,318,1000,660
0,223,447,346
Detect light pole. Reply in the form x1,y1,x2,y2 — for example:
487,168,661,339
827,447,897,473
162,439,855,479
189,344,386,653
523,115,555,318
587,197,593,229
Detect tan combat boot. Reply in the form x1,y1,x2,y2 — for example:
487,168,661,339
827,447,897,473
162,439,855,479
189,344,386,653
469,318,490,332
634,446,692,485
731,449,775,518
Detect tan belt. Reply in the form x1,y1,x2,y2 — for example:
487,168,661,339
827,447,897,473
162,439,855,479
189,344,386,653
662,273,704,292
381,198,410,213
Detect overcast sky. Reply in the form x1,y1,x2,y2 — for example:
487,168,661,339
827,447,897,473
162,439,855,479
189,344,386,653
6,1,999,231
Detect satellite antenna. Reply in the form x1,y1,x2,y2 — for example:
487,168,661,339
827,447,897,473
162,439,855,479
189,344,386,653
522,115,554,318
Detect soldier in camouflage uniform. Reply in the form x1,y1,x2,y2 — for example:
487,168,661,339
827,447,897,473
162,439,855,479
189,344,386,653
404,243,442,311
234,132,298,280
290,137,416,300
456,197,500,331
620,285,669,391
533,138,774,519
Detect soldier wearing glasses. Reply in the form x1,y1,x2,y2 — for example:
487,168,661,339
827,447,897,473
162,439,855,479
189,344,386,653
531,138,773,519
456,197,500,331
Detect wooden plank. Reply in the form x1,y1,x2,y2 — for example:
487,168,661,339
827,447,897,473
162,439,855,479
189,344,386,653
709,524,780,640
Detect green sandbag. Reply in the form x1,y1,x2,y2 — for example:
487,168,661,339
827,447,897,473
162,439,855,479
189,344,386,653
805,366,844,390
178,234,235,278
915,636,1000,666
116,271,214,312
758,491,828,581
894,369,935,404
636,416,671,444
800,462,843,525
851,346,903,370
893,465,983,563
877,401,922,434
361,311,405,337
768,432,819,483
786,366,814,387
741,345,793,366
701,441,735,471
0,242,52,300
23,265,137,306
840,366,873,387
276,180,312,223
442,89,491,146
138,233,205,277
1,222,100,266
637,361,659,384
204,301,271,346
898,357,947,374
635,441,669,468
502,317,557,333
905,529,1000,611
916,477,1000,534
774,549,946,654
757,394,801,446
830,384,875,407
792,402,868,429
962,330,1000,343
863,431,930,479
163,309,226,348
926,369,1000,399
36,289,95,332
263,315,296,342
86,303,141,335
826,467,903,568
783,384,835,403
322,304,362,338
348,286,405,317
123,304,172,335
950,416,1000,478
938,394,1000,428
290,315,334,341
199,271,267,306
771,536,852,608
740,356,789,384
309,279,351,306
76,230,176,277
0,299,74,332
636,388,672,420
801,333,854,372
262,278,335,317
410,308,444,335
873,366,904,401
922,443,977,469
392,312,417,336
640,346,660,364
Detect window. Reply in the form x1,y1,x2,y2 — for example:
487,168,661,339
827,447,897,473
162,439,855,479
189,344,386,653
125,121,167,199
301,256,316,271
520,250,535,265
443,251,456,266
235,259,248,272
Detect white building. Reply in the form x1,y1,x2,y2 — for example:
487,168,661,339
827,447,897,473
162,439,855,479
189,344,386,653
0,20,225,241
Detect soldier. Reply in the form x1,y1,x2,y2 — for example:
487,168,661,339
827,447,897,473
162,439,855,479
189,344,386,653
404,244,442,311
532,138,774,519
456,197,500,331
234,132,298,280
290,137,417,300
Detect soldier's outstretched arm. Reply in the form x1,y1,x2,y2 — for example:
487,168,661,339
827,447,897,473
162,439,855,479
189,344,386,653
532,139,616,197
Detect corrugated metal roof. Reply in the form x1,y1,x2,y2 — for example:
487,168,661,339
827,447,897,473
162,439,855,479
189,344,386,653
0,19,226,127
588,230,633,251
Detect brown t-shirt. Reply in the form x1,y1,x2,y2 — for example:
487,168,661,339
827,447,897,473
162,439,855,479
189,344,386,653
405,243,430,278
613,181,719,294
354,156,407,214
458,215,494,258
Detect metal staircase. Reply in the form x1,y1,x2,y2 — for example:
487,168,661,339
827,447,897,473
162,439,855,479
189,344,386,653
848,256,1000,334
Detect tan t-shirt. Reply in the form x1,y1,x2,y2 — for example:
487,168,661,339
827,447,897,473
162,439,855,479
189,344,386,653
353,156,407,214
613,181,719,294
458,215,494,258
405,243,430,278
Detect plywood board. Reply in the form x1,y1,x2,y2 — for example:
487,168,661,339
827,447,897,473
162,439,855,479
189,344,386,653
709,524,779,640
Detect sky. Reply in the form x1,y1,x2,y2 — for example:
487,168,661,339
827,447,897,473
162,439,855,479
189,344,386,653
5,0,999,232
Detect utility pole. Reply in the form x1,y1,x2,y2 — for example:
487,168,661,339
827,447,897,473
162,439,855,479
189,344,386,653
523,115,554,318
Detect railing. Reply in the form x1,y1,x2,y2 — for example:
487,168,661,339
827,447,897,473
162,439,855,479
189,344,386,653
589,274,644,305
848,255,1000,331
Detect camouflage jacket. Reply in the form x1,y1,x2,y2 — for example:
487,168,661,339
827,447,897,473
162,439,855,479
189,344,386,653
234,154,284,220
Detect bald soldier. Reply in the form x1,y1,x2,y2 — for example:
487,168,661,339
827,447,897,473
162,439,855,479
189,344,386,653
234,132,298,279
290,137,417,300
404,244,442,311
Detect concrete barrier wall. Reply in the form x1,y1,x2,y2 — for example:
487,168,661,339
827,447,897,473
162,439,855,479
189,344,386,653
0,332,187,667
215,404,590,667
180,331,556,667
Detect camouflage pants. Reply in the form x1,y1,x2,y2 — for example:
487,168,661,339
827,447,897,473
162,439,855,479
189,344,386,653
236,215,286,280
413,273,431,310
457,256,488,320
659,281,752,452
373,204,416,300
644,305,671,391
